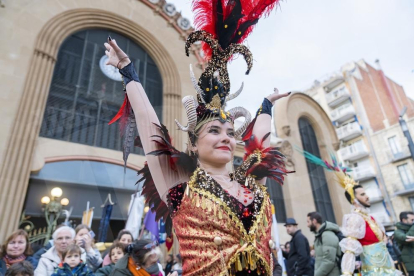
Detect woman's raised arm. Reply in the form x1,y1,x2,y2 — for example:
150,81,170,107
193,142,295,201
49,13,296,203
252,89,290,184
105,38,189,201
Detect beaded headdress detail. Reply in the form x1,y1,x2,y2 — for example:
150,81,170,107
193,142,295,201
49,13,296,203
175,0,281,139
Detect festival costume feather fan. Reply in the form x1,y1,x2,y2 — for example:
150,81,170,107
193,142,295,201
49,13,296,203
241,118,293,186
134,124,197,236
296,147,358,202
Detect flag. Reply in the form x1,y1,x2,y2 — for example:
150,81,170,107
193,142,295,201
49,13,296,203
271,204,286,274
144,205,159,242
125,192,145,240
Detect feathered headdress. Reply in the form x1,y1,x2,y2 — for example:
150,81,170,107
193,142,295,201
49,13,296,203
176,0,281,139
296,147,358,203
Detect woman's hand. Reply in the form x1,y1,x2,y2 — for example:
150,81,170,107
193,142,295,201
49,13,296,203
167,272,178,276
266,88,291,104
82,233,93,251
104,36,131,69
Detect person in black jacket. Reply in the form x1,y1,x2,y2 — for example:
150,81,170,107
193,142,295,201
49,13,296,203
164,254,174,276
284,218,312,276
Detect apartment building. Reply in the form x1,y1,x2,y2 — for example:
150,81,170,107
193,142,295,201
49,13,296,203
304,59,414,227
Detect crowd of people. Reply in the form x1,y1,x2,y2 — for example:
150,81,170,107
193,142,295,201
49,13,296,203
278,211,414,276
0,224,183,276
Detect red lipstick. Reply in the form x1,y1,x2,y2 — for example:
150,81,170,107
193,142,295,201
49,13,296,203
216,146,231,151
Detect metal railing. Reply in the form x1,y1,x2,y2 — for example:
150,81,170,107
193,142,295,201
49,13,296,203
351,166,376,181
336,122,362,141
326,86,350,106
385,147,412,163
331,104,355,122
339,142,369,161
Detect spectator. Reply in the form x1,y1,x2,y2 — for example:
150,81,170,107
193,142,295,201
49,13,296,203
102,230,134,267
117,231,133,246
34,226,75,276
281,241,290,270
5,261,34,276
95,242,126,276
394,211,414,276
110,240,175,276
51,244,93,276
171,255,182,276
271,247,282,276
163,255,174,276
307,212,341,276
284,218,312,276
0,230,37,274
74,225,102,272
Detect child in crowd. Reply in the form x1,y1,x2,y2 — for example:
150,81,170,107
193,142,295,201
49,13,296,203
5,261,34,276
51,244,93,276
95,242,126,276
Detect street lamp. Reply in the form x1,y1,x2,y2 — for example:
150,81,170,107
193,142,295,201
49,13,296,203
399,107,414,159
41,187,69,245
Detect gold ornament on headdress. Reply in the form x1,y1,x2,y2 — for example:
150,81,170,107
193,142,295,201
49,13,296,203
335,172,358,203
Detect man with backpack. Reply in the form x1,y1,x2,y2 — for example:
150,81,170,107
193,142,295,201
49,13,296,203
394,211,414,275
307,212,341,276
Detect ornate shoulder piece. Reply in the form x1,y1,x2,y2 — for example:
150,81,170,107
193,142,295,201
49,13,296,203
233,118,293,188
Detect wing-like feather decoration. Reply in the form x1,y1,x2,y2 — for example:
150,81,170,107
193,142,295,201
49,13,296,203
241,119,293,185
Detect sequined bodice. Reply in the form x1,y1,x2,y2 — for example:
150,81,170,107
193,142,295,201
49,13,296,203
169,168,272,276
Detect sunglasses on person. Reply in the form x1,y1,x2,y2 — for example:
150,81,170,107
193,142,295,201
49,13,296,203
143,241,159,250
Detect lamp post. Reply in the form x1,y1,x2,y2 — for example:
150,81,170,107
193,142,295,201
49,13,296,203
41,187,69,245
399,107,414,159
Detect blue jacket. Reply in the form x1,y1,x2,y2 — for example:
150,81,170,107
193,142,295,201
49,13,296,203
51,262,94,276
0,256,37,275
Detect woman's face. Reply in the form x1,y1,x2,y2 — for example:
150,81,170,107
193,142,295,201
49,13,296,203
54,230,73,254
120,234,132,245
6,235,27,258
194,121,236,166
76,228,88,240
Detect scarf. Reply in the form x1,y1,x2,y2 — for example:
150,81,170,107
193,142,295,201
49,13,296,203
3,254,26,268
127,257,150,276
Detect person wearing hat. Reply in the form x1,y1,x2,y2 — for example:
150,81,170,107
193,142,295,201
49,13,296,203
110,240,176,276
284,218,312,276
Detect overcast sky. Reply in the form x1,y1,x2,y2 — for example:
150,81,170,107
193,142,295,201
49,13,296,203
169,0,414,115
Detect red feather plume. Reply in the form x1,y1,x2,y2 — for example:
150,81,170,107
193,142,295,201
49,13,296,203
242,118,293,185
192,0,280,59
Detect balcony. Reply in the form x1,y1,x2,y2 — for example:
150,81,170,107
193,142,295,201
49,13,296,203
323,73,345,91
394,183,414,196
336,122,362,142
339,142,369,161
386,147,412,163
351,166,376,182
331,104,355,124
326,86,351,107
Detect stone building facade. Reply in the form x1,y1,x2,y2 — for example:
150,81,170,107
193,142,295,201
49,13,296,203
0,0,349,245
304,59,414,227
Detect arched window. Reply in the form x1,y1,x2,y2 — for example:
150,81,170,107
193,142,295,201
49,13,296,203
299,117,336,222
40,30,163,153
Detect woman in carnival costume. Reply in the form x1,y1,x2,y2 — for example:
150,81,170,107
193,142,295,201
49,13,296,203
104,0,291,275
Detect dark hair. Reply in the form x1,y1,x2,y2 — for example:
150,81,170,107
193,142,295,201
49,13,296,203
5,260,34,276
117,230,133,242
127,239,152,265
307,212,323,224
400,211,414,222
284,241,290,247
109,241,126,261
62,244,81,261
175,254,182,264
0,230,33,258
345,185,363,204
